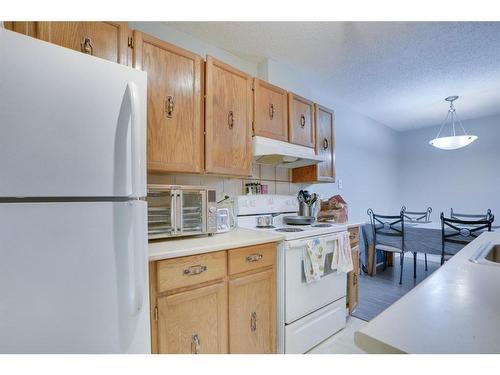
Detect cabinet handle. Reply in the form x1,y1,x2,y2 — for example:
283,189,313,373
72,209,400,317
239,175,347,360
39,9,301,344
191,333,201,354
323,138,329,150
300,114,306,128
183,264,207,276
353,274,357,286
246,253,263,262
165,96,174,118
80,37,94,55
250,312,257,332
269,103,275,119
228,110,234,129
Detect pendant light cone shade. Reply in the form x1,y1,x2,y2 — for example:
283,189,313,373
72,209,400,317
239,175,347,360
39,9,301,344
429,96,478,150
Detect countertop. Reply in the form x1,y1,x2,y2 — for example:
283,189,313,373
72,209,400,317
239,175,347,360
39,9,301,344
354,231,500,353
148,228,285,261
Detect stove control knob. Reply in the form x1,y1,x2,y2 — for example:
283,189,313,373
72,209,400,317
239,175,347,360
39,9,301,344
209,206,217,214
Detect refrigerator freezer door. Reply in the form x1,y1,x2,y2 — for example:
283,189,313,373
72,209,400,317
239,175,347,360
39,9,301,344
0,29,147,198
0,201,150,353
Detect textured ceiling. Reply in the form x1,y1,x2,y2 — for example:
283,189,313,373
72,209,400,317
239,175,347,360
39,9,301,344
168,22,500,131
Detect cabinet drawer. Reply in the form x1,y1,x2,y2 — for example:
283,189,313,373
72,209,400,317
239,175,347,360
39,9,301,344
348,226,359,245
157,251,227,293
228,243,276,276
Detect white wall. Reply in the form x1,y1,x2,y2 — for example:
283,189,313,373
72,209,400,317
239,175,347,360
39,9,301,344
398,114,500,221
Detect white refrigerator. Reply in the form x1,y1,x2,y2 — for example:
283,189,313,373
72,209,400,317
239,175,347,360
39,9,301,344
0,29,151,353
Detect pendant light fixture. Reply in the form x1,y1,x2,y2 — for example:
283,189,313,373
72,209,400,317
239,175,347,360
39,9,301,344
429,96,478,150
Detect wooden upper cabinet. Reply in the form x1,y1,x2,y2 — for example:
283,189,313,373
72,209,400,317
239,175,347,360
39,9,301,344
157,282,228,354
205,56,253,177
133,32,204,174
229,269,276,354
253,79,288,142
5,22,131,65
288,92,315,148
292,104,335,183
315,104,335,180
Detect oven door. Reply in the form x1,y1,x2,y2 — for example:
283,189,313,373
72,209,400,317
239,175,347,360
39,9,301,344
284,233,347,324
147,187,176,239
176,189,207,236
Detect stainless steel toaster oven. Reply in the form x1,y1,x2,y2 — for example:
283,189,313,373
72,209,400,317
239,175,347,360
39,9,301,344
147,184,217,239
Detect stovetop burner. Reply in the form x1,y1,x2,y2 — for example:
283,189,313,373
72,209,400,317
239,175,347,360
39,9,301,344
275,228,304,232
311,223,333,228
256,225,276,229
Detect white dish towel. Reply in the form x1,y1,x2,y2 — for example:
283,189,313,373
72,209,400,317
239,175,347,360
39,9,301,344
331,231,353,273
303,238,327,283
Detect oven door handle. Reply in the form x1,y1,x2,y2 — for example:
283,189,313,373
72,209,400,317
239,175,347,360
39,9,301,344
286,233,344,250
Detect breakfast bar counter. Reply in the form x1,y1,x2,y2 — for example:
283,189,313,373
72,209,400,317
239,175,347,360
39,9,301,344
354,231,500,353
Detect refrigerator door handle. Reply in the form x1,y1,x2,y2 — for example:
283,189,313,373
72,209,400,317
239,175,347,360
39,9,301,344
127,82,144,198
130,202,147,316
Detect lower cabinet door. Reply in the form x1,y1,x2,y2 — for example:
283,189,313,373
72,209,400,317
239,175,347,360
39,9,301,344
157,282,228,354
229,269,276,353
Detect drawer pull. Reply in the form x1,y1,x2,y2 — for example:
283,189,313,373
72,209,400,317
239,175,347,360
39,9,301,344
191,333,200,354
269,103,275,119
300,114,306,128
165,95,174,118
250,312,257,332
183,264,207,276
228,110,234,129
80,37,93,55
246,253,263,263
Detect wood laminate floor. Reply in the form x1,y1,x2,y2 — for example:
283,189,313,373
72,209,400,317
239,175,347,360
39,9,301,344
352,254,441,322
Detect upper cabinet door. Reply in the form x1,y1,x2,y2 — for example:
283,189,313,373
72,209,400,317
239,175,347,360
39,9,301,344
253,79,288,142
315,104,335,181
288,92,315,148
133,32,203,174
205,56,253,177
34,22,130,65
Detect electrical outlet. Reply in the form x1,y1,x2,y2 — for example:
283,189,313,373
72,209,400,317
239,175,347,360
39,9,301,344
338,179,343,189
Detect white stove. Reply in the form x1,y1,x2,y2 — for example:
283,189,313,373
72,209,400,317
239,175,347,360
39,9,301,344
236,195,347,240
235,195,349,354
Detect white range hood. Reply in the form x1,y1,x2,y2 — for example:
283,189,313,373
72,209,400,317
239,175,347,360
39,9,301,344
252,136,325,168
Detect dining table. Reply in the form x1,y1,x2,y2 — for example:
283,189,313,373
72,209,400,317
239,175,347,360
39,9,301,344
358,220,497,276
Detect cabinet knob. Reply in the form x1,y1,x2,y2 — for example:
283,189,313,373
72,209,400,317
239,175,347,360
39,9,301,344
165,96,174,118
300,114,306,128
80,37,94,55
228,110,234,129
183,264,207,276
250,312,257,332
269,103,275,119
191,333,201,354
323,138,329,150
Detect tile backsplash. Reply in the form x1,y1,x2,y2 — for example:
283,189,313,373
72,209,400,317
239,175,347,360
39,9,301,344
148,164,308,201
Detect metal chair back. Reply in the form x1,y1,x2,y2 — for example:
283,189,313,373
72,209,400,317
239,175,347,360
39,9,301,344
402,206,432,222
440,212,494,264
367,208,405,251
450,208,492,221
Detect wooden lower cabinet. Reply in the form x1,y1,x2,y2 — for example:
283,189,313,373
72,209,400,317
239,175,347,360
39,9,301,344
149,243,277,354
347,226,360,314
229,269,276,354
157,282,228,354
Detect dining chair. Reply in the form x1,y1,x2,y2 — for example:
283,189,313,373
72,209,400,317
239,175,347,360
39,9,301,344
440,212,494,265
367,208,406,285
402,206,432,272
450,208,492,221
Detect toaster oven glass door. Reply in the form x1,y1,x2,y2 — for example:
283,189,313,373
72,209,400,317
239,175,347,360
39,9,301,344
147,188,175,238
177,189,206,235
